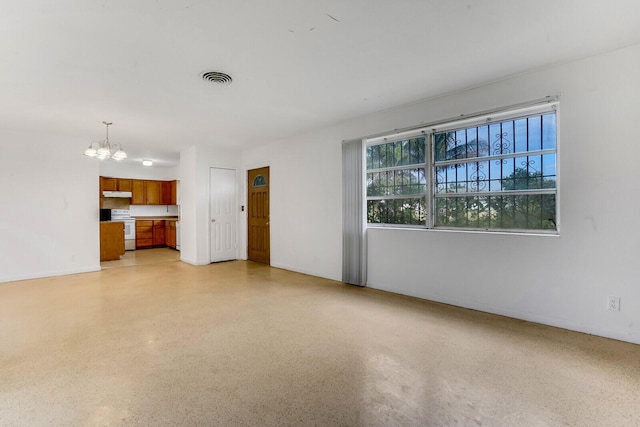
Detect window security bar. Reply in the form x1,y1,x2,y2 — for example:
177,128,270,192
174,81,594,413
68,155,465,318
433,188,556,198
433,149,557,168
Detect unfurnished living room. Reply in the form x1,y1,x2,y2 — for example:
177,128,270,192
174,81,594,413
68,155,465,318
1,1,640,426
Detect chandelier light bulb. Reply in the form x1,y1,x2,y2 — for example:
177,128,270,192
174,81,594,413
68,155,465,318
83,144,98,157
84,121,127,161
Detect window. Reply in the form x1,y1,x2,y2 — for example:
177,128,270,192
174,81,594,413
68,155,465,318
365,102,558,233
252,174,267,187
366,137,427,225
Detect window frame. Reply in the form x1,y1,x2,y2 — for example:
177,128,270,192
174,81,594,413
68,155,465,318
365,101,560,235
365,134,429,228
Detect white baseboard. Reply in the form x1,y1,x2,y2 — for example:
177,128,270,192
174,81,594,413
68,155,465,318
367,282,639,345
0,266,102,284
270,262,341,282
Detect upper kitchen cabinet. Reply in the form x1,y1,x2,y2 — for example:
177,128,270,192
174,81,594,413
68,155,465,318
100,177,118,192
117,179,132,192
170,180,178,205
102,176,177,206
160,181,172,205
131,180,146,205
146,180,161,205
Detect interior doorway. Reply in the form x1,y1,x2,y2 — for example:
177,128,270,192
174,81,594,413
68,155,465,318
247,167,270,264
210,167,237,263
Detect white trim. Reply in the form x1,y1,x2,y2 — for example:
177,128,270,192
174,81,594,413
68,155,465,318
367,164,427,173
367,129,428,146
426,130,435,228
366,281,639,345
209,167,239,263
367,194,427,201
0,266,101,284
434,188,556,198
366,224,559,237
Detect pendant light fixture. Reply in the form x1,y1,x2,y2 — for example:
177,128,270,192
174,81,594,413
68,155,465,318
84,121,127,161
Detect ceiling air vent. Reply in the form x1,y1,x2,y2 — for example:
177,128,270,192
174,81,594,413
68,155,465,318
201,71,232,84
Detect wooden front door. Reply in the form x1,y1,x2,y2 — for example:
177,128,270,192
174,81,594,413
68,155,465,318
248,167,270,264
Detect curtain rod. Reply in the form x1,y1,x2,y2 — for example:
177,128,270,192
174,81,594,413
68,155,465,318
342,95,559,144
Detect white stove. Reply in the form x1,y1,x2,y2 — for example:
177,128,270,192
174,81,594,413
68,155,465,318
111,209,136,251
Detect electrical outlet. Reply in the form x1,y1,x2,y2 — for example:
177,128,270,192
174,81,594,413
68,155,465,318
607,296,620,311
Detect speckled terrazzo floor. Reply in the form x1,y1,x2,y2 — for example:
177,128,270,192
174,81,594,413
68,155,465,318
100,247,180,269
1,259,639,426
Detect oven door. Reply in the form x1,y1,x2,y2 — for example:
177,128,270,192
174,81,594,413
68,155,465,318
123,219,136,250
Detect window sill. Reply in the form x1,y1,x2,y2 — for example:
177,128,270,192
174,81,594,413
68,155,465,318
367,224,560,237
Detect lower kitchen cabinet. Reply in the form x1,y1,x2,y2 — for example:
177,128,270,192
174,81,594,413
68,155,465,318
100,222,124,261
166,220,176,249
136,220,153,248
136,220,168,249
153,220,165,245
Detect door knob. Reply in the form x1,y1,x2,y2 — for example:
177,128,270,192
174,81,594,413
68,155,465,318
211,219,216,222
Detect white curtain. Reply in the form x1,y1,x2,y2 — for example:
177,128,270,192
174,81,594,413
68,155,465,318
342,139,366,286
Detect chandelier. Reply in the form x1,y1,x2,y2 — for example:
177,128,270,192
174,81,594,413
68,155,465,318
83,121,127,160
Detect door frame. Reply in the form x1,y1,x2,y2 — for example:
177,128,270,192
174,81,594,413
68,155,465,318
209,167,238,263
246,165,270,264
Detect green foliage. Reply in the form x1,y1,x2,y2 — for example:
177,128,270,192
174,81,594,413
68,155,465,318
367,137,425,169
434,132,489,162
366,137,427,225
367,198,425,225
366,131,556,230
501,168,556,191
435,167,556,230
367,169,426,197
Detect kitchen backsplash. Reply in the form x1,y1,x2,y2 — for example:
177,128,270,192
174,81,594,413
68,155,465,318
129,205,179,217
101,198,130,210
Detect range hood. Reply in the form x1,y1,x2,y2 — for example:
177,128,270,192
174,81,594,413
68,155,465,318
103,191,132,198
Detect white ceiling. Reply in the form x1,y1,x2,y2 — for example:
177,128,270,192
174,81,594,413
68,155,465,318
2,1,639,167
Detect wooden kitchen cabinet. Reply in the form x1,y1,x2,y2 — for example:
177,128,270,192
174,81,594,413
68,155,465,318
117,179,132,192
131,180,146,205
153,220,165,245
101,177,118,192
146,180,161,205
137,220,167,248
99,176,119,208
170,180,178,205
105,177,176,206
160,181,172,205
136,220,153,248
166,220,176,249
100,221,125,261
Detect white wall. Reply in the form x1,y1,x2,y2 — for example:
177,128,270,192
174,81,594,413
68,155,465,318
179,146,198,264
180,145,241,266
241,130,344,279
0,129,101,283
99,160,179,181
129,205,179,216
241,44,640,344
